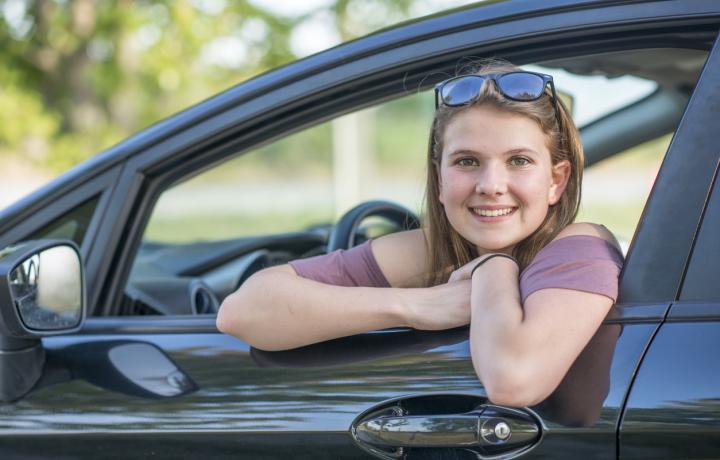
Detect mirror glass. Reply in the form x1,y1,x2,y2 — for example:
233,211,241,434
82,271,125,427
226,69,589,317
9,245,82,330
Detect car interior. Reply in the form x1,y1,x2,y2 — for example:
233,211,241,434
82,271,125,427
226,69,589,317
101,48,707,316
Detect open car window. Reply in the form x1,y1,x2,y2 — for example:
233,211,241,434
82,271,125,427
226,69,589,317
142,92,433,244
121,48,705,317
123,93,434,315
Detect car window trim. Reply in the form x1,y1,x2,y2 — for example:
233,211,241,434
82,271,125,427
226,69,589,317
95,8,720,316
620,30,720,303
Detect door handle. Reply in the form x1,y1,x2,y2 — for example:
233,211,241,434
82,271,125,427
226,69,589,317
354,405,539,449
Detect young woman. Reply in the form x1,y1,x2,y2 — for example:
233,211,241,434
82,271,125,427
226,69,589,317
216,61,623,407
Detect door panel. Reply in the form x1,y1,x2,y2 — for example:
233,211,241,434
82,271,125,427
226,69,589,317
619,27,720,460
620,317,720,459
0,317,656,459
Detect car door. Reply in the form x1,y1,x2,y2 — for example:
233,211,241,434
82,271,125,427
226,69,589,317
1,2,719,459
619,33,720,457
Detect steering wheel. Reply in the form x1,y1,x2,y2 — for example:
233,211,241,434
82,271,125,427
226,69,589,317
326,200,421,252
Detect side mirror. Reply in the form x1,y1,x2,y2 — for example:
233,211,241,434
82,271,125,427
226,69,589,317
0,240,85,402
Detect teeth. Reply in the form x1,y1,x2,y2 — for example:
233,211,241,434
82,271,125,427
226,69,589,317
473,207,514,217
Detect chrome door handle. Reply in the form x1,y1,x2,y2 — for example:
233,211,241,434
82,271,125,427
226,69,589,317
354,405,539,449
356,414,481,447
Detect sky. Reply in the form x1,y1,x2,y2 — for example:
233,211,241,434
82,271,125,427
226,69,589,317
250,0,480,56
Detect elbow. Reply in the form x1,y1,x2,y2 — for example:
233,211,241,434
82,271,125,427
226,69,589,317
215,306,227,334
215,269,293,351
215,295,232,334
481,369,554,408
216,291,247,339
485,384,546,408
216,271,264,342
216,291,269,348
472,347,559,407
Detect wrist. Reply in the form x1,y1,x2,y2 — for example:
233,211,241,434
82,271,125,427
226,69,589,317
470,253,519,279
471,258,521,307
390,288,415,328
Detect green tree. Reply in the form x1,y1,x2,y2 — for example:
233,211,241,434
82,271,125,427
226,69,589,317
0,0,470,173
0,0,297,171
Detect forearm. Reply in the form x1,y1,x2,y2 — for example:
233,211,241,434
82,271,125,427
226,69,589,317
216,266,408,351
468,260,547,405
469,259,603,407
469,262,525,382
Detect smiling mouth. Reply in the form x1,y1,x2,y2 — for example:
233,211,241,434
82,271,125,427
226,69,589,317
471,207,516,217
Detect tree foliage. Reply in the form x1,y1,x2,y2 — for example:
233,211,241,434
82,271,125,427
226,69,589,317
0,0,439,172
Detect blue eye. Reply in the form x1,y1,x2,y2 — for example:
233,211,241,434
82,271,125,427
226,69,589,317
510,156,531,167
456,158,478,167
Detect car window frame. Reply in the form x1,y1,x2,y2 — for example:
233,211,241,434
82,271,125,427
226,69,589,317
86,2,720,317
674,159,720,304
619,30,720,305
0,167,120,261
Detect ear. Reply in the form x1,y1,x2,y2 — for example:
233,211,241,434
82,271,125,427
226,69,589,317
548,160,571,205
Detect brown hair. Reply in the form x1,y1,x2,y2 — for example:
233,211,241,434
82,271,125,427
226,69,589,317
423,60,583,286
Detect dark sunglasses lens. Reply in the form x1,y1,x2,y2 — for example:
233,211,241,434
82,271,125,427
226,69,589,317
497,73,545,101
441,77,483,106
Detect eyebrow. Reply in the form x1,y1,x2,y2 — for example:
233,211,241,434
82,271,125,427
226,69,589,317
505,147,541,157
446,147,541,158
446,149,477,158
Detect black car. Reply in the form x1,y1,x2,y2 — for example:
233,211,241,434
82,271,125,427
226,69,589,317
0,0,719,458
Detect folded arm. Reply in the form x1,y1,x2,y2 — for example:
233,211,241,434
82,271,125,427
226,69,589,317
217,265,407,351
469,224,621,407
469,258,613,407
217,229,471,351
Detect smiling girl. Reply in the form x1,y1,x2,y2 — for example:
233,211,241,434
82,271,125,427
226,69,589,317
216,61,623,407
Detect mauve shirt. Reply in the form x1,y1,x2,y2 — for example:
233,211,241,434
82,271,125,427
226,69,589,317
289,235,624,303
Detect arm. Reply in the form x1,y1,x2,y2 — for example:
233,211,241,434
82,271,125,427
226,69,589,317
217,229,471,351
537,322,621,426
217,264,408,351
469,225,619,407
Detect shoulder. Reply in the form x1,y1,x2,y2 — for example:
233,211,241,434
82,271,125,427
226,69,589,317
527,222,624,267
553,222,621,252
520,222,624,303
371,228,429,288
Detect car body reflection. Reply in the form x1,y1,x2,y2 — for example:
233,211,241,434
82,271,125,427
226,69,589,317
35,340,198,400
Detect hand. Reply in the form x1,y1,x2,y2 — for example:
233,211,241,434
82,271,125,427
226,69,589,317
400,279,472,330
448,257,483,283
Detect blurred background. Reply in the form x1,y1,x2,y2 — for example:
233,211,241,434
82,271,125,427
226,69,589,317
0,0,668,247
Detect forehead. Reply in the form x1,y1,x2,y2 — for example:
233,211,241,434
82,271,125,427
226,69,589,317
442,106,550,157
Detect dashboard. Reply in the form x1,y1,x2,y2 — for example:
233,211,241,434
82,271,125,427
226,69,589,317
125,230,329,315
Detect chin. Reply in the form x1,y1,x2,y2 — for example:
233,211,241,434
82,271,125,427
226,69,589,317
481,246,515,255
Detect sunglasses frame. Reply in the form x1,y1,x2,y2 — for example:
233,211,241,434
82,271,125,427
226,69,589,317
434,71,560,122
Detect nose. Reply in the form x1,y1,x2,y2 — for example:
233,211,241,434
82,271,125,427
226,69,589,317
474,162,508,196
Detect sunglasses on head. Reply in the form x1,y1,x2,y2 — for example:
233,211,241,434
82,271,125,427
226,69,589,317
434,71,560,120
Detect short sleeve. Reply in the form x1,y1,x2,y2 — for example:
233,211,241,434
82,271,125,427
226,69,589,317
519,235,624,304
288,241,391,288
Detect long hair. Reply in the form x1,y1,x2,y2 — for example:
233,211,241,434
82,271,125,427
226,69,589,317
423,60,583,286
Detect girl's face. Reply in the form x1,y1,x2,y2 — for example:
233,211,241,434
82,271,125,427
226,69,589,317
438,105,570,254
